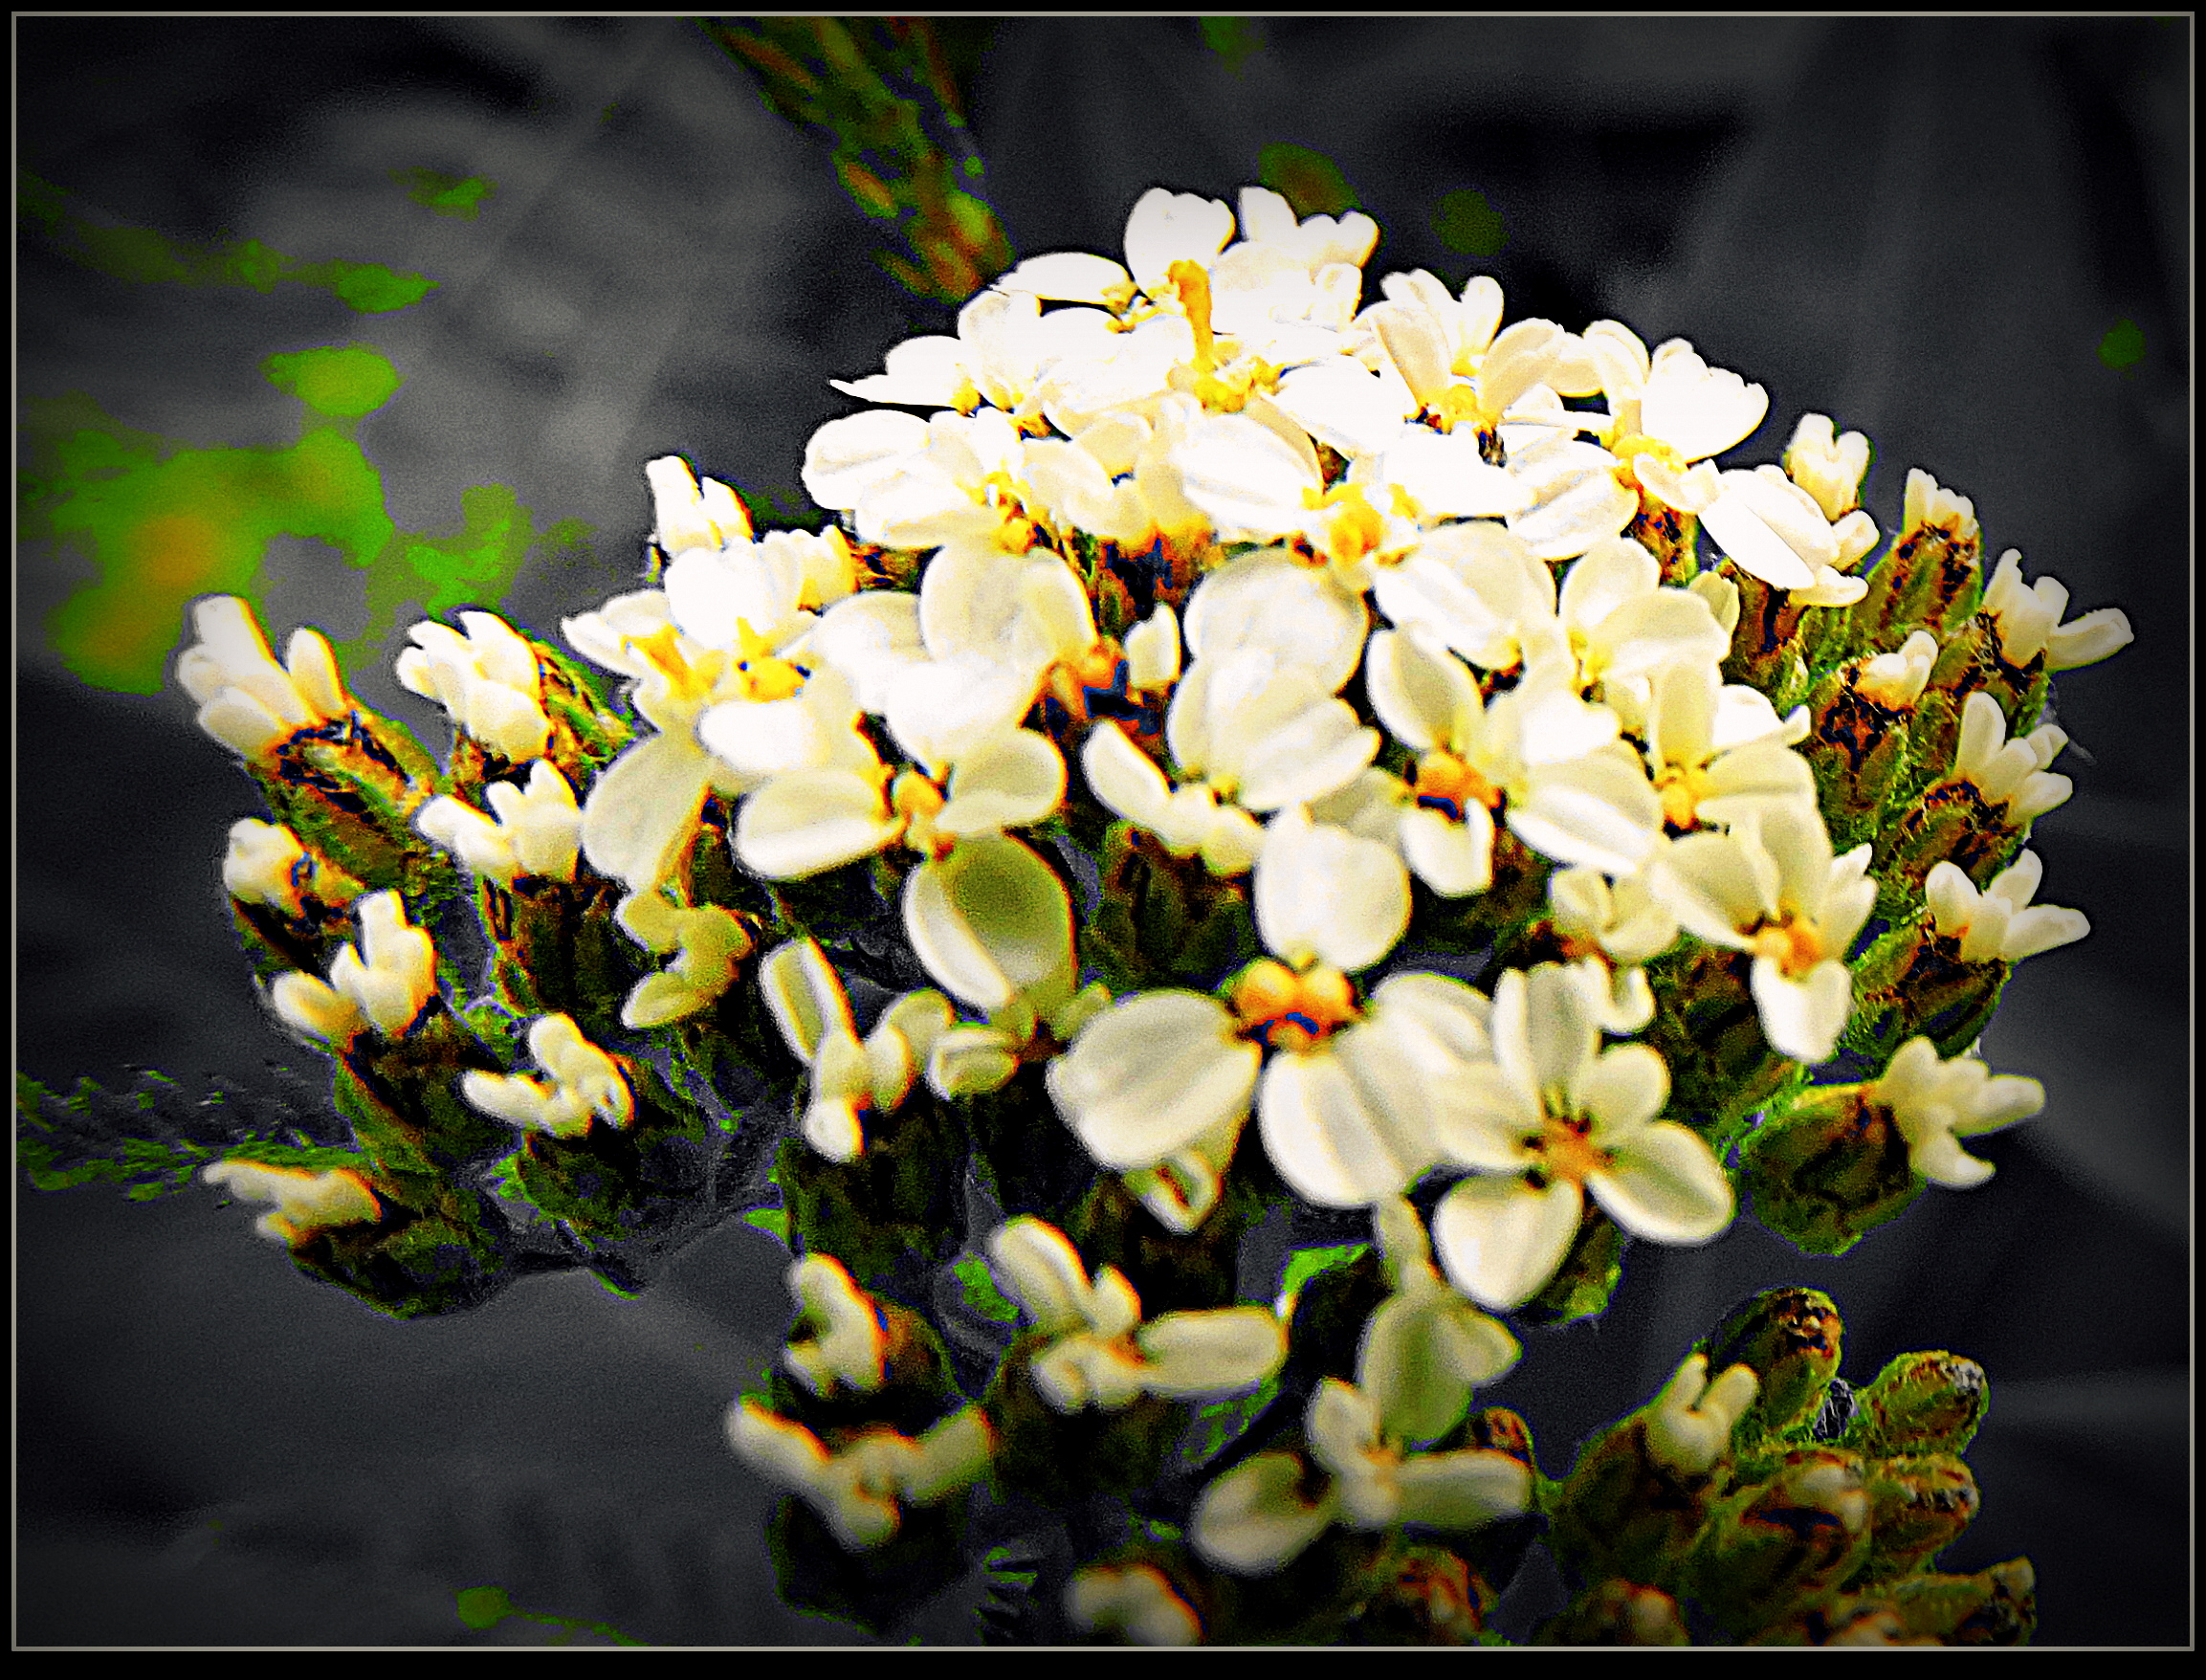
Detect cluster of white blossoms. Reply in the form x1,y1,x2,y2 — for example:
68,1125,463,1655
174,181,2129,1626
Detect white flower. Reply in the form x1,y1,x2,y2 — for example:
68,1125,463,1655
460,1013,633,1140
829,286,1120,422
269,890,436,1046
1369,293,1560,439
1503,434,1639,563
780,1254,891,1399
1546,865,1677,1034
394,610,553,763
759,938,954,1162
415,761,583,884
726,1399,993,1552
1082,719,1268,876
1598,333,1768,486
1427,963,1732,1313
1161,650,1379,822
1362,625,1663,882
1870,1038,2046,1188
614,890,755,1029
1782,413,1872,522
1368,518,1557,674
1948,691,2072,824
987,1217,1286,1413
177,595,351,759
1978,548,2134,672
1638,657,1817,832
1536,533,1733,705
223,819,311,917
1899,467,1979,545
1854,630,1940,709
1065,1564,1203,1647
1645,802,1875,1064
734,725,1063,882
1923,852,2089,964
1189,1209,1525,1576
1698,463,1879,599
645,453,754,558
1181,547,1370,696
202,1159,380,1247
1645,1353,1761,1475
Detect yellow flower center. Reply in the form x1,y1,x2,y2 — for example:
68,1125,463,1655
1531,1112,1610,1188
1229,959,1360,1054
1427,384,1486,435
1299,482,1390,567
1654,760,1715,829
1608,431,1688,488
1747,916,1826,980
981,471,1039,553
733,619,809,703
629,624,731,709
1412,751,1502,823
891,770,954,861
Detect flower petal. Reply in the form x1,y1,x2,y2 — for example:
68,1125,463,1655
1588,1121,1733,1244
1430,1172,1583,1313
1049,991,1261,1170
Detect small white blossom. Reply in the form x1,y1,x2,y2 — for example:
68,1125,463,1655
1645,1353,1761,1475
1899,467,1979,545
415,761,583,884
1924,852,2089,964
202,1159,380,1247
1978,549,2134,672
988,1217,1286,1414
1855,630,1941,709
269,890,436,1046
1870,1037,2046,1188
760,938,954,1162
1065,1564,1203,1647
726,1399,994,1552
781,1254,891,1399
460,1013,633,1140
177,595,351,759
1782,413,1872,522
223,819,311,917
395,610,553,764
615,890,755,1029
1948,691,2072,824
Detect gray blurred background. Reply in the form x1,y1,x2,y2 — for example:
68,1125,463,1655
17,17,2189,1647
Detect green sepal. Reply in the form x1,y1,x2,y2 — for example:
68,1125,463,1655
1546,1413,1719,1594
475,872,642,1045
1838,1350,1990,1459
1628,495,1699,585
981,1327,1181,1506
775,1097,966,1294
251,709,452,903
1279,1243,1387,1389
1874,1558,2037,1645
506,1062,716,1248
1841,920,2008,1069
1202,1523,1402,1647
1066,1157,1266,1319
762,1487,971,1638
1846,515,1984,659
1336,1539,1508,1646
1870,779,2024,921
1085,822,1259,995
1718,566,1809,697
1849,1452,1979,1585
1686,1446,1873,1640
1739,1085,1922,1257
285,1179,518,1319
1693,1286,1844,1448
1801,664,1916,856
331,1008,512,1181
1642,943,1800,1127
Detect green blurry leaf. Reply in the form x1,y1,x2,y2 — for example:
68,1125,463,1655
1201,17,1265,73
1259,142,1361,216
1433,187,1509,256
2098,317,2144,371
954,1249,1020,1323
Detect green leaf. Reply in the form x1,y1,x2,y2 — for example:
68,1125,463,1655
742,1205,791,1246
953,1249,1020,1323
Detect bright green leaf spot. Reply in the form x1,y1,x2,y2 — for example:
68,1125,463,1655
1258,142,1360,217
455,1585,512,1630
391,166,497,221
955,1249,1020,1323
259,343,404,419
2098,318,2145,371
1200,17,1264,74
1279,1240,1370,1309
742,1205,790,1245
1433,187,1510,257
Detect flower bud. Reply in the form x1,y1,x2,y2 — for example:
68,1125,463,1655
1839,1350,1990,1458
1688,1447,1872,1637
1695,1287,1844,1445
1858,1452,1979,1581
1739,1085,1922,1257
1847,469,1982,654
1535,1580,1691,1647
1882,1558,2037,1645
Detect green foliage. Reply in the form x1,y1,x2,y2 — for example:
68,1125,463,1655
2097,317,2144,371
1432,187,1509,256
393,167,496,220
698,18,1013,303
1258,142,1360,216
17,1068,349,1201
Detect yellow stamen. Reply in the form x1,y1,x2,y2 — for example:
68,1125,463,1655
1655,762,1712,829
628,624,727,708
1427,385,1485,435
733,619,808,703
892,770,953,861
1608,431,1688,487
1535,1115,1609,1186
1299,482,1389,566
1228,959,1360,1047
1748,917,1825,979
1166,258,1216,375
1413,752,1503,814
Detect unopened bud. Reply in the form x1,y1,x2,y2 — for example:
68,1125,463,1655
1695,1287,1844,1444
1739,1085,1922,1257
1840,1350,1990,1459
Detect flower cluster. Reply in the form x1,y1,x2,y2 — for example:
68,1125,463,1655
157,182,2130,1644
